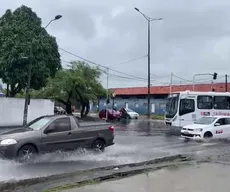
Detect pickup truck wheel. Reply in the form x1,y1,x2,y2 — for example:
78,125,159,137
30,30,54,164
92,139,105,152
17,144,37,161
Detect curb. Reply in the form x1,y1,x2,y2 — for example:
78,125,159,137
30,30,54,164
0,154,191,192
44,161,193,192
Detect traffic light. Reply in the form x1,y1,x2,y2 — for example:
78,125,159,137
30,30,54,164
213,72,217,80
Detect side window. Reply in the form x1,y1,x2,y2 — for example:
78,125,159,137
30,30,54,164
225,118,230,125
197,95,213,109
179,99,195,116
216,118,226,125
47,118,71,133
213,96,230,110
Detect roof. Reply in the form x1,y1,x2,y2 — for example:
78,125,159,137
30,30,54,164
111,83,230,96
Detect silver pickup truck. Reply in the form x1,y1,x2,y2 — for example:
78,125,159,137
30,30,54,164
0,115,115,160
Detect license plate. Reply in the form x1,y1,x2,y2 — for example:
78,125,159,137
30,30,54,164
184,131,189,134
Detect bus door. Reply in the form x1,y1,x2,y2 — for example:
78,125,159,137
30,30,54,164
179,97,196,127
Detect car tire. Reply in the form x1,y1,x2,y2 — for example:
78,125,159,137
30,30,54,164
183,138,191,142
204,131,213,139
92,139,105,152
17,144,37,162
203,131,213,142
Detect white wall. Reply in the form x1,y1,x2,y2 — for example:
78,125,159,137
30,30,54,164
0,98,54,126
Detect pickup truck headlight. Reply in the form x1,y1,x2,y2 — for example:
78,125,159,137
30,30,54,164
0,139,17,146
194,128,203,132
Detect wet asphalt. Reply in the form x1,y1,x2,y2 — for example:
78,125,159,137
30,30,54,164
70,163,230,192
0,119,230,182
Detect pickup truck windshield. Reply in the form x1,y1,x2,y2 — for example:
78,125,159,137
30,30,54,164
29,117,52,130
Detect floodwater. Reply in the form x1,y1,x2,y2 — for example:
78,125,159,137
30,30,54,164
0,120,230,181
68,163,230,192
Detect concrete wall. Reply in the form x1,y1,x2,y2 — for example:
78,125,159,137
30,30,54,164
0,98,54,126
90,96,166,115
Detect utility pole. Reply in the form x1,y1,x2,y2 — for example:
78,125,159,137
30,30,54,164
225,74,228,92
147,19,151,118
106,67,109,121
170,72,173,93
22,15,62,126
23,46,32,126
134,7,162,119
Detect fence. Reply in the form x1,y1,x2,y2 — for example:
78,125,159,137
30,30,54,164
0,98,54,126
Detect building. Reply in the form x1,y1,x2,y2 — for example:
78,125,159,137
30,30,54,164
90,82,230,115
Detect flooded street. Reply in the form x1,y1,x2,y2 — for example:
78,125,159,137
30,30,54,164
68,163,230,192
0,120,230,182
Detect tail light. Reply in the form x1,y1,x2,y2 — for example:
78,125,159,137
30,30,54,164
109,126,114,133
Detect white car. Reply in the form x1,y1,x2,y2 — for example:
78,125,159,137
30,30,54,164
125,108,139,119
181,116,230,141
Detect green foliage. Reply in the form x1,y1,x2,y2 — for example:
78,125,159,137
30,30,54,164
71,61,106,101
31,61,106,105
0,5,61,97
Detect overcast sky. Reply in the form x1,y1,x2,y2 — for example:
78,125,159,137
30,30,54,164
1,0,230,88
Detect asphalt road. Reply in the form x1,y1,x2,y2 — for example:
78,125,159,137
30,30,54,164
0,119,230,182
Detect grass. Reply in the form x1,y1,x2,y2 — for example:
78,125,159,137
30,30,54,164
150,114,164,120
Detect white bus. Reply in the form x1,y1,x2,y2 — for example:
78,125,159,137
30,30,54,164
164,91,230,129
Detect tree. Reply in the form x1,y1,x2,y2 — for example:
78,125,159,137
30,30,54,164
71,61,106,117
0,5,61,97
35,69,81,114
31,61,106,117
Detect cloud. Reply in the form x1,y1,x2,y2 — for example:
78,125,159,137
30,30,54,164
1,0,230,88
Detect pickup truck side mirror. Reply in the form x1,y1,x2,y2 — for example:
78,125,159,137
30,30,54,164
214,122,220,126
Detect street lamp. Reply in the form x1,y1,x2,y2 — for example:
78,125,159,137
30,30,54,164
22,15,62,126
44,15,62,29
134,7,163,119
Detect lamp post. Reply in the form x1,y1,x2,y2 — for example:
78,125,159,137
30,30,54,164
22,15,62,126
134,7,162,119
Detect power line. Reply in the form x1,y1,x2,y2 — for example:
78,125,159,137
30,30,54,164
109,55,147,68
59,47,148,81
62,58,170,84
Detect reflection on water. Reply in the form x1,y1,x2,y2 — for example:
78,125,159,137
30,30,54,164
114,119,168,136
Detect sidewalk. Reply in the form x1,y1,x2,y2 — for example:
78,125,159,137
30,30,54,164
64,162,230,192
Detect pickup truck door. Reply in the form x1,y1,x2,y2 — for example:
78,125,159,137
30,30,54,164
41,117,76,152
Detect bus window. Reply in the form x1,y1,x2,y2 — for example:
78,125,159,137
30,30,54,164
197,95,213,109
213,96,230,110
179,99,195,116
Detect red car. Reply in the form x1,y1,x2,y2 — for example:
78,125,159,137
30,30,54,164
99,109,121,120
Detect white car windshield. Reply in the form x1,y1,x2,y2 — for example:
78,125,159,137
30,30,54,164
126,108,134,113
29,117,51,130
194,116,217,125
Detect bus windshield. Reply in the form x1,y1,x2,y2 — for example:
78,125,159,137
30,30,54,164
165,94,179,118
